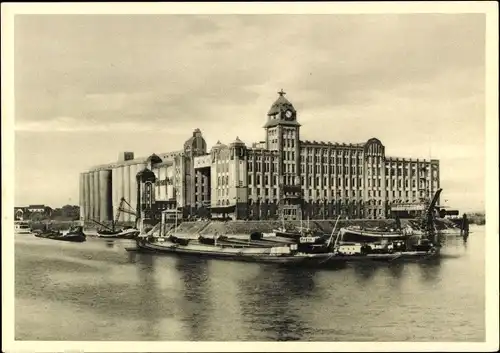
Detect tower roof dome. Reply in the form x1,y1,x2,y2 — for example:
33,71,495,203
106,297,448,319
211,140,228,151
136,167,156,182
267,89,295,116
230,136,245,146
146,153,162,165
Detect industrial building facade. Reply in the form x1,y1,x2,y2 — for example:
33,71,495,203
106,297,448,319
79,91,440,223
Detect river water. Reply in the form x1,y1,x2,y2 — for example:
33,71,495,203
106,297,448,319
14,226,485,341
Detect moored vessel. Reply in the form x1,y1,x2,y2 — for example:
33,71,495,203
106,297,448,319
128,211,440,267
15,221,32,234
33,225,86,243
94,197,140,239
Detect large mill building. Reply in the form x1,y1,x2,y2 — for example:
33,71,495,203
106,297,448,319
79,90,440,223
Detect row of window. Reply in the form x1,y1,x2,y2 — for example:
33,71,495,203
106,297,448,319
302,148,364,158
283,138,296,148
245,173,436,190
247,188,432,201
267,128,297,138
300,155,362,164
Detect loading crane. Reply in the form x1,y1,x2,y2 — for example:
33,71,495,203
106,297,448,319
91,197,137,232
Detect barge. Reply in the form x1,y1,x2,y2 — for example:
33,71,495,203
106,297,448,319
33,225,86,243
15,221,32,234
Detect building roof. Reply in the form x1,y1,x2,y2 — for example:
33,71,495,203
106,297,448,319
230,136,245,146
146,153,163,165
210,140,228,151
184,128,204,149
153,160,174,168
267,90,296,116
263,119,301,128
300,140,365,148
136,167,156,182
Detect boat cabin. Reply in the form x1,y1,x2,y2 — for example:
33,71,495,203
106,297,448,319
337,243,362,255
15,221,31,232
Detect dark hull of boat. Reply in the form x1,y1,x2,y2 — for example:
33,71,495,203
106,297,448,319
34,232,86,243
97,230,122,236
97,230,139,239
132,239,326,265
274,231,302,239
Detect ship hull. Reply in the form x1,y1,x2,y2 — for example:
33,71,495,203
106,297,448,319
34,231,86,243
97,229,139,239
131,239,325,265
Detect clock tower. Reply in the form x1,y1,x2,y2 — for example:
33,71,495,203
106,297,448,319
264,89,302,220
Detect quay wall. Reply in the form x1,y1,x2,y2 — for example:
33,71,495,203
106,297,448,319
81,217,457,234
170,218,457,237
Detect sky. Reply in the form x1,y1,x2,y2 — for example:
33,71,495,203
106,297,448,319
13,14,486,212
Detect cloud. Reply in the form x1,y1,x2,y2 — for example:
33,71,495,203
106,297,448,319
15,14,484,126
12,14,487,211
15,116,189,134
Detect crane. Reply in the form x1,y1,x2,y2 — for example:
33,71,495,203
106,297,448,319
91,197,137,232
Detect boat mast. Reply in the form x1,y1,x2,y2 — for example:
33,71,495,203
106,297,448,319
112,198,125,232
326,215,341,248
422,188,443,244
175,207,178,236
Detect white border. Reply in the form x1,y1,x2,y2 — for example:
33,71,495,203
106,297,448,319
2,2,498,352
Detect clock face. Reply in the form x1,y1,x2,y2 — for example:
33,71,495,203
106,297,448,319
285,110,293,119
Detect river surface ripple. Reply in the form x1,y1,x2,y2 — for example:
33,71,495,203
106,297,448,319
15,226,485,341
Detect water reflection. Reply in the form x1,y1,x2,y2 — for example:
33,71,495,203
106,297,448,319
418,260,442,284
135,254,160,340
105,240,115,248
174,257,211,341
462,234,469,248
387,262,405,279
352,263,380,283
127,249,137,263
237,266,318,341
14,227,486,341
